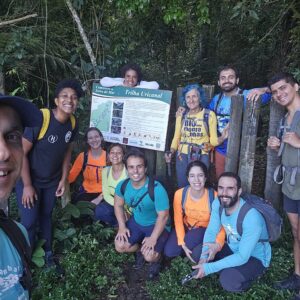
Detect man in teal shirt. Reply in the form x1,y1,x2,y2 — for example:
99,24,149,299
114,148,170,279
193,172,271,292
0,95,41,299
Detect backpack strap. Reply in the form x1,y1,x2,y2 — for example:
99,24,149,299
0,209,32,294
70,114,76,130
106,166,111,178
147,176,155,202
236,202,252,238
120,178,130,197
208,188,215,211
181,186,190,213
215,92,223,113
277,113,288,157
38,108,50,140
38,108,76,141
82,151,89,173
203,109,210,137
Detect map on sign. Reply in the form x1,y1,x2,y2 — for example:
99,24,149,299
90,84,172,151
90,100,111,132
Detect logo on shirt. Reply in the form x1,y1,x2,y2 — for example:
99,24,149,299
48,135,58,144
65,131,72,143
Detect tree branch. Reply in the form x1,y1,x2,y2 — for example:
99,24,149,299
0,13,38,28
65,0,98,77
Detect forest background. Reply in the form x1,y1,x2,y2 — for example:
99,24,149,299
1,0,300,299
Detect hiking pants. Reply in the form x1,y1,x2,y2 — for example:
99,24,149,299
16,180,57,252
215,244,266,292
95,200,117,226
164,227,206,261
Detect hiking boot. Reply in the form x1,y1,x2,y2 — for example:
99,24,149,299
133,251,145,270
274,273,300,290
148,260,162,280
45,251,55,268
45,251,65,277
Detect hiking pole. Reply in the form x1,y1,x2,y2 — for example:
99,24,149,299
181,269,198,285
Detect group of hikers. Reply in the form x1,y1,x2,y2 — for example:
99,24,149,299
0,64,300,300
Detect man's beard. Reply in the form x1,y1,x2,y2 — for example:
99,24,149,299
221,83,237,93
218,194,239,208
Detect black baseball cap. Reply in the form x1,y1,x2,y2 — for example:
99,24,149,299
0,95,42,128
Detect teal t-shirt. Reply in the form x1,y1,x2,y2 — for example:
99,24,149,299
115,177,170,227
0,222,29,300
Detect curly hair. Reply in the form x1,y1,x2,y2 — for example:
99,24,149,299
120,63,143,84
55,79,84,98
180,83,207,108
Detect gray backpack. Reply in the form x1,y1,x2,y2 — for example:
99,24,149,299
219,193,283,242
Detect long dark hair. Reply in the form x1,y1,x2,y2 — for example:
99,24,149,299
84,127,105,149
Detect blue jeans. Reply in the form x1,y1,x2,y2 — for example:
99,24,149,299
164,227,206,261
176,152,209,188
16,180,57,252
95,200,117,226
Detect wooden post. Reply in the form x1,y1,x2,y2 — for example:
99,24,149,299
144,150,156,176
203,84,215,104
176,87,183,108
156,151,166,177
0,71,5,94
264,100,285,208
238,98,261,193
225,95,244,173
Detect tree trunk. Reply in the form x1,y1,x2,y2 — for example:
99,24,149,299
238,98,261,193
264,100,285,208
225,95,243,173
65,0,98,78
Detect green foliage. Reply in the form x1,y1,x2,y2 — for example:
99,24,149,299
146,217,295,299
32,240,46,268
32,231,127,300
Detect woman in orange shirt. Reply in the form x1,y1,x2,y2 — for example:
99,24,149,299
164,160,225,263
68,127,106,205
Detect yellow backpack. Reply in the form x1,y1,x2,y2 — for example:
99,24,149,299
37,108,76,140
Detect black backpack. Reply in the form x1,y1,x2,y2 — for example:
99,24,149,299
0,209,32,294
219,193,283,242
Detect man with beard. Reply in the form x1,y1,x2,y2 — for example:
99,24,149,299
192,172,271,292
209,66,271,177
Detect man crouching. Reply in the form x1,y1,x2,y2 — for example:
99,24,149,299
114,149,170,279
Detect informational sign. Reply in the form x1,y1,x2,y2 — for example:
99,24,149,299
90,83,172,151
